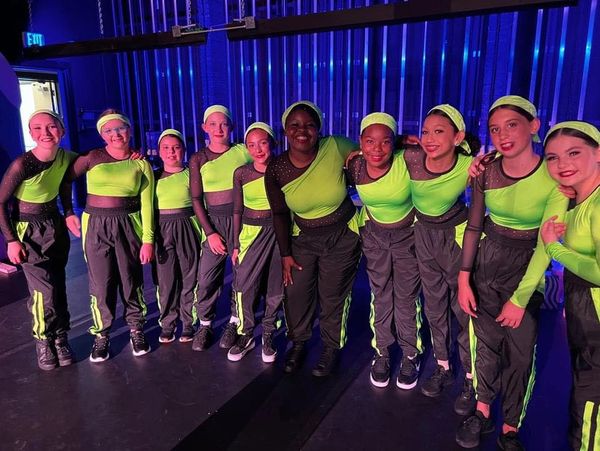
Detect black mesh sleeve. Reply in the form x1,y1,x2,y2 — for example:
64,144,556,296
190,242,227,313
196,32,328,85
189,151,216,236
61,152,93,217
0,158,27,242
232,166,244,249
345,156,362,186
265,158,292,257
460,173,486,272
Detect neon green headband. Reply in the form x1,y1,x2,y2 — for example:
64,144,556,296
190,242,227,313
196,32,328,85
427,104,472,154
489,95,540,143
158,128,185,147
28,109,65,130
360,112,397,135
244,121,275,142
203,105,232,123
281,100,323,132
544,121,600,147
96,113,131,134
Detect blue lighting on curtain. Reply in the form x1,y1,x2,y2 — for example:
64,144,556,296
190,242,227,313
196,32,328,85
578,0,597,118
552,8,570,124
106,0,600,152
459,17,471,113
529,9,544,101
380,25,388,111
439,20,447,104
506,12,518,94
398,24,407,130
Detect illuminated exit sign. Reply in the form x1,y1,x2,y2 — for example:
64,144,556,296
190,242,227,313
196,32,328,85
23,32,45,47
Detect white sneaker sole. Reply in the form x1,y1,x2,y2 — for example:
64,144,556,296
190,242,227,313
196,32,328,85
227,341,255,362
89,354,109,363
370,374,390,388
396,379,418,390
159,336,175,344
261,351,277,363
131,343,150,357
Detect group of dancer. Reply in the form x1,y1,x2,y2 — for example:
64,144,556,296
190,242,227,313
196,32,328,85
1,95,598,450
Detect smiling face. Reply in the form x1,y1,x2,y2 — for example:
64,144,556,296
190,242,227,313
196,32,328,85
488,107,540,159
421,113,463,161
159,135,184,169
29,113,64,150
545,133,600,190
359,124,394,171
245,128,272,165
284,108,319,154
100,119,131,150
202,112,231,146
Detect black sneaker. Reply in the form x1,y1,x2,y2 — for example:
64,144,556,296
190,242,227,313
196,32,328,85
396,355,420,390
421,365,454,397
227,334,255,361
130,330,150,356
261,332,277,363
179,327,195,343
497,431,524,451
284,341,306,373
192,325,213,351
312,345,339,377
370,354,390,388
89,335,110,363
35,339,57,371
219,322,239,349
455,411,495,448
454,377,476,416
158,329,175,344
54,334,75,367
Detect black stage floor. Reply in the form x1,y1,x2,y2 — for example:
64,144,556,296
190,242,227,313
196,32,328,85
0,238,571,450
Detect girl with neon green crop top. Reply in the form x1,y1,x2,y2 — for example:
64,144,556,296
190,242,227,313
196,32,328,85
541,121,600,451
456,96,567,449
0,110,76,371
63,109,154,363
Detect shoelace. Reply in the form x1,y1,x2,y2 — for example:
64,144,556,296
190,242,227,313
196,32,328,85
400,357,416,375
223,323,237,337
197,326,211,338
131,332,147,348
55,341,71,356
93,337,108,351
373,356,389,370
40,343,54,360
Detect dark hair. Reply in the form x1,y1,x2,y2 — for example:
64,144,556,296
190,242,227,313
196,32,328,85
246,128,277,150
427,109,459,133
545,127,599,148
285,104,322,131
99,108,124,118
462,132,481,157
425,109,480,156
488,104,535,123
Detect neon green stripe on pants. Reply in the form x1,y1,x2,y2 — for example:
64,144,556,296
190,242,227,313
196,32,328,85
89,295,103,335
32,290,46,339
518,345,537,427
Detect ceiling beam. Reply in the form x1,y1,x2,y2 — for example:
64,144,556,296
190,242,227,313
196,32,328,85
227,0,576,40
22,30,207,60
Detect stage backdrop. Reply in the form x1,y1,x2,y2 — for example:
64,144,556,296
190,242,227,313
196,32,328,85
51,0,600,155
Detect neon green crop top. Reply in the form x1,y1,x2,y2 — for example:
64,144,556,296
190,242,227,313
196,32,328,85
155,168,192,210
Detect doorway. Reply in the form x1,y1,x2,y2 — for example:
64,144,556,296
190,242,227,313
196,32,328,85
15,70,64,152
